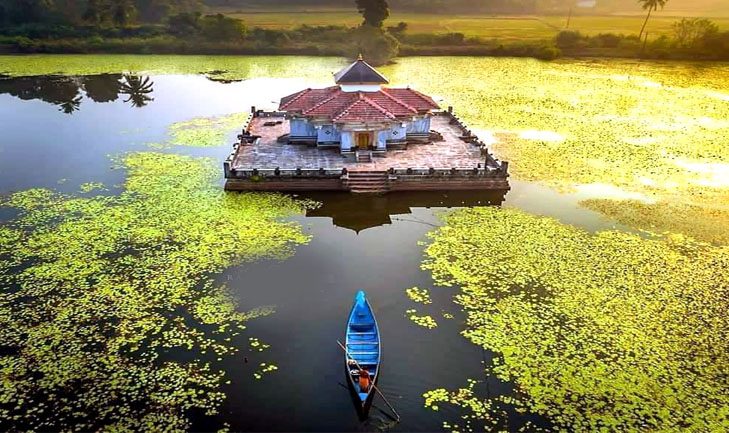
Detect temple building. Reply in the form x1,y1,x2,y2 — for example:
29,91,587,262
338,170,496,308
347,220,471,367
279,55,440,153
223,56,509,194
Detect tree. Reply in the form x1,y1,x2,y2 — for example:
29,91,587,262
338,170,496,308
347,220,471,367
82,0,107,25
355,0,389,28
353,25,398,65
112,0,136,27
135,0,202,23
83,74,122,103
120,75,154,108
638,0,668,40
199,14,247,41
673,18,718,48
167,11,202,37
2,0,55,23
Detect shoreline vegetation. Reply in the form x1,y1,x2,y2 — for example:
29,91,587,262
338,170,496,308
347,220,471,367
3,24,729,62
2,1,729,63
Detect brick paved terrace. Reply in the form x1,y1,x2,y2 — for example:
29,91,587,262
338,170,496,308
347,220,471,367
229,114,492,171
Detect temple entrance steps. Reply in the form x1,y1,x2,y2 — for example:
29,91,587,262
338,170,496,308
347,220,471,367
355,150,372,163
345,171,390,194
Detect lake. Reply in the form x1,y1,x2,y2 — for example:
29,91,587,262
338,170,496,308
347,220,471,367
1,55,727,432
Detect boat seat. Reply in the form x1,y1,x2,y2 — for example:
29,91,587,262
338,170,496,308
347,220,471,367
347,341,378,345
349,322,375,331
350,351,379,355
348,331,377,335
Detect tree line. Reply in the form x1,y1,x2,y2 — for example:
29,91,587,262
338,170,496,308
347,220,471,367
0,0,202,26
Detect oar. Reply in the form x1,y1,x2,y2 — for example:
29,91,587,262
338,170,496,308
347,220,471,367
337,340,401,422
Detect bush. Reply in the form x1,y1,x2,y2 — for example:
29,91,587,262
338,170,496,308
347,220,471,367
398,32,468,45
555,30,585,48
199,14,246,41
249,28,290,46
166,12,201,37
595,33,621,48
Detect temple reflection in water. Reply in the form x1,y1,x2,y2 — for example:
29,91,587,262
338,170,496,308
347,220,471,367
297,189,507,232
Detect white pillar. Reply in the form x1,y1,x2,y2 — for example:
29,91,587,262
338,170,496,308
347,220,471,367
341,131,353,152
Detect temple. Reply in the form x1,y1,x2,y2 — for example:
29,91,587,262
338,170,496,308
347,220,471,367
281,55,439,152
224,56,509,193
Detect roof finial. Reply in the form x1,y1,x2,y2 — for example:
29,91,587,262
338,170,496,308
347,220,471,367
357,53,363,61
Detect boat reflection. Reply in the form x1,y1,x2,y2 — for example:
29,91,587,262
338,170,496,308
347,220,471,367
297,190,508,233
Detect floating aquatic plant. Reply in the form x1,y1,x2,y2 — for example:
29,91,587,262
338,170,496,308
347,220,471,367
581,198,729,245
168,113,250,147
78,181,107,193
406,286,432,304
0,151,312,431
383,58,729,239
406,311,438,329
0,55,344,82
421,207,729,432
248,337,270,352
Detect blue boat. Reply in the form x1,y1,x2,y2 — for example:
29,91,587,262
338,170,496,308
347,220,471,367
344,290,381,414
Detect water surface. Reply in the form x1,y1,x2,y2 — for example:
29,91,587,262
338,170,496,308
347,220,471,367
1,56,726,431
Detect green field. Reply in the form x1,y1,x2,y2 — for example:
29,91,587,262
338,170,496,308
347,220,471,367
216,8,729,41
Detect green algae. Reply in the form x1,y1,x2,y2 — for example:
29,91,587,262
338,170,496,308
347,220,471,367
79,181,107,193
381,57,729,240
0,151,312,431
167,113,249,147
581,198,729,246
406,286,432,304
421,207,729,432
405,310,438,329
0,55,344,83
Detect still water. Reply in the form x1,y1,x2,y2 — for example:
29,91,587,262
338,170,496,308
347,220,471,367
0,69,621,431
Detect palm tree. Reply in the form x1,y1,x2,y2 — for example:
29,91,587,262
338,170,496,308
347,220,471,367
59,95,82,114
120,75,154,108
638,0,668,40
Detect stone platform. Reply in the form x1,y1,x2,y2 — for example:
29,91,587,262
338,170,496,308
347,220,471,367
223,111,509,193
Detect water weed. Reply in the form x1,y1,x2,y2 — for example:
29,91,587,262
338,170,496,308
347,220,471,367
0,151,312,431
422,207,729,431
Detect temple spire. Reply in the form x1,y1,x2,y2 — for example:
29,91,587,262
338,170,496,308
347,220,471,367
333,56,389,92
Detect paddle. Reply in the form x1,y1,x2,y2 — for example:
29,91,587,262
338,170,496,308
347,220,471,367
337,340,401,422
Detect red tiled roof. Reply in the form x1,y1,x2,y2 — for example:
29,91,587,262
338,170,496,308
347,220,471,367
381,88,440,112
279,86,340,112
279,86,439,123
333,94,397,123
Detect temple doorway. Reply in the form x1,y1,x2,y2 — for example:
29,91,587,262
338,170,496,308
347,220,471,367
355,132,371,150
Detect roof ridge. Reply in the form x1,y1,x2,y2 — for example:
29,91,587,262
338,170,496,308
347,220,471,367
301,90,343,115
400,87,439,108
378,88,418,113
332,92,396,121
359,93,397,118
279,88,311,110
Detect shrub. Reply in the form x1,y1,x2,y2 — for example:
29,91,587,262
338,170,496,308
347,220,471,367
199,14,246,41
595,33,621,48
249,28,290,46
555,30,585,48
166,12,201,37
